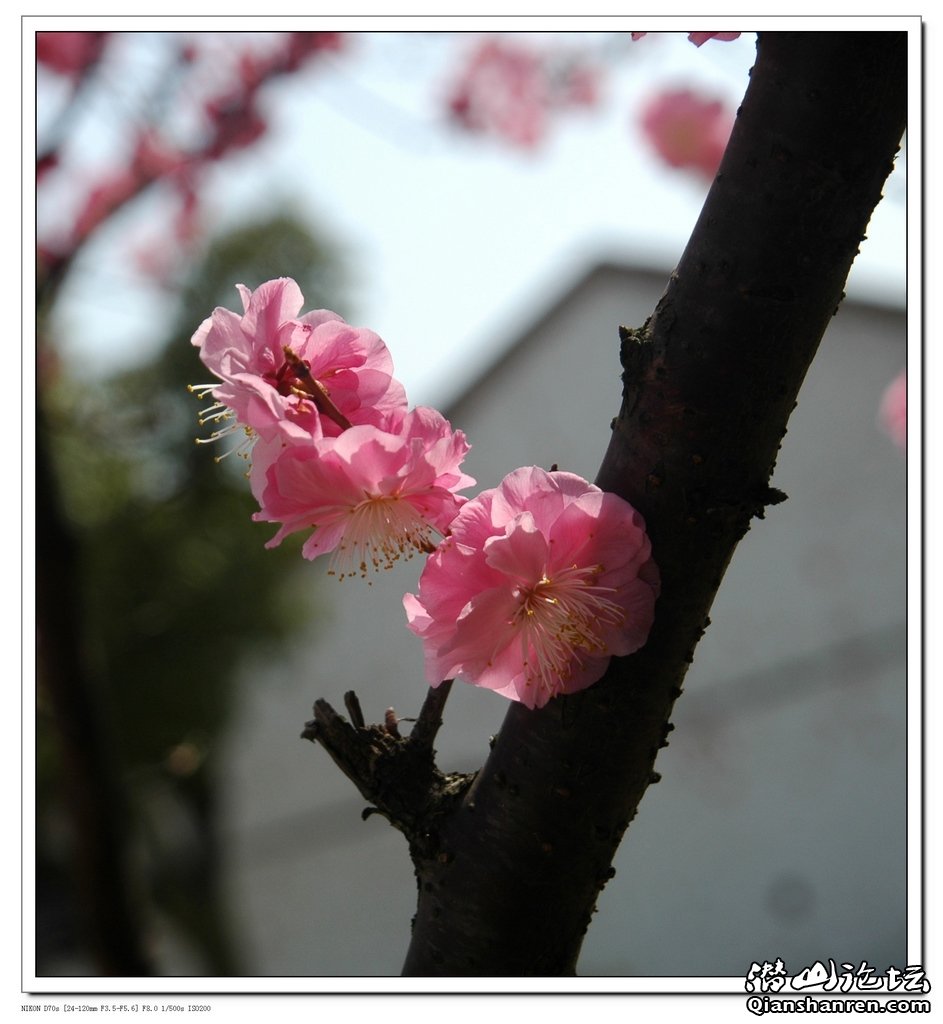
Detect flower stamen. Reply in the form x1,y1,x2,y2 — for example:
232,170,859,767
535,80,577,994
189,384,257,462
513,564,625,697
327,495,438,581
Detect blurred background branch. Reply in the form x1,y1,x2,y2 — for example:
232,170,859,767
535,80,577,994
36,31,351,973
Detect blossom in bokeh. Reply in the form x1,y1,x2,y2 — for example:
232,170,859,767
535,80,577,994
404,467,659,709
447,38,550,148
631,31,742,47
687,32,742,46
37,32,109,78
251,407,474,577
879,370,906,451
191,278,406,450
446,37,601,148
639,87,734,180
39,35,344,283
72,170,140,242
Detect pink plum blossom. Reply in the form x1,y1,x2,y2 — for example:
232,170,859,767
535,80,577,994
250,407,474,578
639,87,734,180
631,32,742,46
404,467,660,709
687,32,742,46
879,370,906,451
191,278,407,448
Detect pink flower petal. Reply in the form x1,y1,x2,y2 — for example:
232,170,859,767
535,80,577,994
191,278,408,444
405,467,659,706
688,31,741,47
251,410,474,577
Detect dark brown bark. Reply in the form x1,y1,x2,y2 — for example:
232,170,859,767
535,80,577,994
307,31,907,976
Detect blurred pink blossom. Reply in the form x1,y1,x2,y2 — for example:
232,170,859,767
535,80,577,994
448,38,549,148
37,32,108,77
38,34,343,280
631,31,742,46
446,37,601,148
879,370,906,450
284,31,345,70
687,32,742,46
132,131,186,178
404,467,659,709
639,87,734,180
554,59,601,109
203,95,268,158
251,408,474,577
73,170,140,242
191,278,407,446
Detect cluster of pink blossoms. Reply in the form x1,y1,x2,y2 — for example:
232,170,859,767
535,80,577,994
191,278,473,579
192,279,660,707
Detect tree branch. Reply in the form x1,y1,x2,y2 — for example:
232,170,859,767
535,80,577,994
302,684,472,843
398,31,907,976
408,680,454,753
301,31,906,977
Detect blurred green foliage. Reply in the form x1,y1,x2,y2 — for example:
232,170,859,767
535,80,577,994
37,214,346,974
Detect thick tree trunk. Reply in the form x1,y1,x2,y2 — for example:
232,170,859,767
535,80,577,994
400,31,907,976
307,31,907,976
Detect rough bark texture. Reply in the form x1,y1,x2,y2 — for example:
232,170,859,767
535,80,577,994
305,31,908,976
